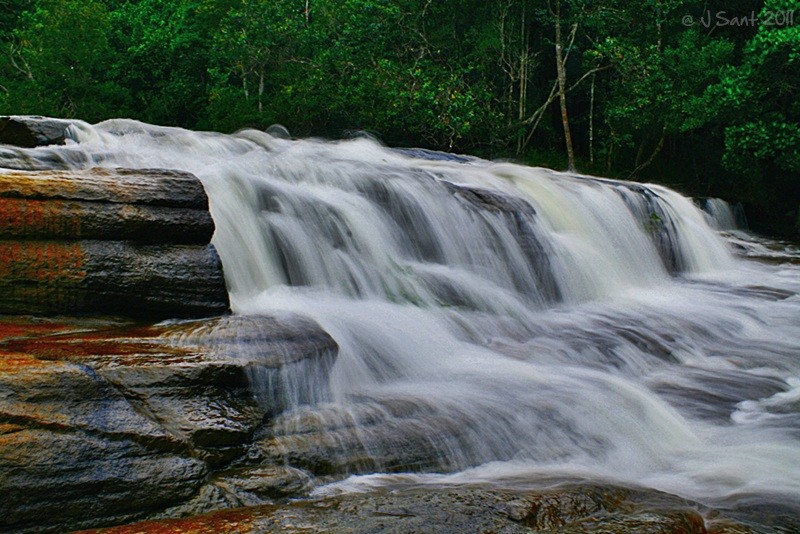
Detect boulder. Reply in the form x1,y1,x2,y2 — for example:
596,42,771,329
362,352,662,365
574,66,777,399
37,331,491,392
0,330,207,532
0,115,73,148
0,167,228,319
1,426,208,533
0,313,337,532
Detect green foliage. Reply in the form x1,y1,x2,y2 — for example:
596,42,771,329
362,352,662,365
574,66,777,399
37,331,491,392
0,0,796,235
1,0,125,120
711,14,800,175
108,0,212,125
701,0,800,234
593,22,734,149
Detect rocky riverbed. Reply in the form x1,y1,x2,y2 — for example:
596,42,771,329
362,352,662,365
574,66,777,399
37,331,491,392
2,116,798,533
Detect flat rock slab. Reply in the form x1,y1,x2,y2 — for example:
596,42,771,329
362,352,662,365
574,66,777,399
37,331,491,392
0,240,228,318
0,195,213,243
0,167,210,208
0,116,74,148
75,484,760,534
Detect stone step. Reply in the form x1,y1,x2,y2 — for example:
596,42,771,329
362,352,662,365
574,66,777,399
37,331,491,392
0,240,228,318
0,167,209,209
0,197,213,242
0,167,229,318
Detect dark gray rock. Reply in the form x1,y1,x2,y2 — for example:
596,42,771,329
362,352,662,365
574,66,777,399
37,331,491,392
0,351,206,533
442,180,562,303
161,465,315,518
0,116,73,148
0,426,208,533
0,197,214,242
0,167,210,209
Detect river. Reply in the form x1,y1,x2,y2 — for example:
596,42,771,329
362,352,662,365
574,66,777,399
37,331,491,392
35,119,800,526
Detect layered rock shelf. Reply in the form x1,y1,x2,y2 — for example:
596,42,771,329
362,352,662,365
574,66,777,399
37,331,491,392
0,167,228,318
0,315,774,533
0,314,338,532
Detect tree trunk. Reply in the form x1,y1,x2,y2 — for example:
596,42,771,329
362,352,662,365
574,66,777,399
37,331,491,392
589,72,596,166
241,64,249,100
258,69,265,113
628,128,666,178
516,4,528,155
553,0,576,171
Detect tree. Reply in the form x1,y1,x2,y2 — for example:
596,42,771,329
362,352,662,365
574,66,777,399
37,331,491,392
589,2,733,178
551,0,576,171
109,0,212,126
0,0,125,120
705,0,800,235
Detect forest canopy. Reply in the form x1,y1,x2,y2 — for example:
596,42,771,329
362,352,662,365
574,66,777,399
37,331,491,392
1,0,798,236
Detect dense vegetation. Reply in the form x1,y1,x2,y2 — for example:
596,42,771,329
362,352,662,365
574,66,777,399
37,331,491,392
1,0,797,236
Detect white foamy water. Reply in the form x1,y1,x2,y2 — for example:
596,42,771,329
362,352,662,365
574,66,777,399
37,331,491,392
703,197,747,231
8,119,799,520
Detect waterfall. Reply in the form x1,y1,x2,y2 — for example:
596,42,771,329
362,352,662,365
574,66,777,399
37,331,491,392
703,197,748,231
13,119,800,517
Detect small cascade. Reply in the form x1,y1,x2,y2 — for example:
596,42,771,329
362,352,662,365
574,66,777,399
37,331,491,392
703,197,748,231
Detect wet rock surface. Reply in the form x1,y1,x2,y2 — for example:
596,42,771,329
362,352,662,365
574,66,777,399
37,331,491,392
0,314,767,533
0,167,211,209
442,180,562,303
76,484,759,534
253,402,461,476
0,314,337,533
0,116,73,148
0,167,227,318
0,240,228,318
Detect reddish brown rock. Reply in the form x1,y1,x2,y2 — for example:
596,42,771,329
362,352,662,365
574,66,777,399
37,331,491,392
0,197,213,242
0,167,228,319
0,313,337,532
0,240,227,318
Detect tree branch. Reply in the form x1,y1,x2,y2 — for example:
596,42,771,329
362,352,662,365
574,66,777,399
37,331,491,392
628,126,666,178
521,64,608,128
8,42,34,81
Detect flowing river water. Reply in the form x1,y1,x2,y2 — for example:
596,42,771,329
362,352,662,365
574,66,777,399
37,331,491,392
15,120,800,526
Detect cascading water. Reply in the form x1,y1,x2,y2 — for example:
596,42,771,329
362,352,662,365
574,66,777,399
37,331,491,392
12,120,800,524
703,197,748,231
